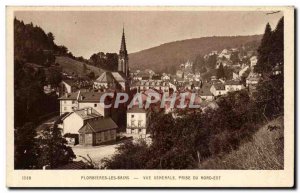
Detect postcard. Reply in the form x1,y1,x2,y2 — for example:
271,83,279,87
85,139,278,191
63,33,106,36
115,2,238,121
6,6,294,188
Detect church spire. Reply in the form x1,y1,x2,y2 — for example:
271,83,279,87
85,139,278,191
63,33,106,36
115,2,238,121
120,25,127,55
118,25,129,76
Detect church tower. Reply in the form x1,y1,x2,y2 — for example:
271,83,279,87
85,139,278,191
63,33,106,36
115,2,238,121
118,27,129,77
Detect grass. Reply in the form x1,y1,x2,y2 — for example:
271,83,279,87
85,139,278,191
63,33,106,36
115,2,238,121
55,56,104,77
199,116,284,170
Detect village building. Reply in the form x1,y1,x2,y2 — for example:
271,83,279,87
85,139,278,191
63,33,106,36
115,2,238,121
210,83,226,96
78,117,118,146
126,106,147,137
250,56,258,67
60,107,101,134
198,83,214,101
60,79,77,94
225,80,244,92
93,27,130,92
58,91,112,116
239,64,249,77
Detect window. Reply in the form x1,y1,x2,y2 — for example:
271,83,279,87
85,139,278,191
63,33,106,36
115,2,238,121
94,104,97,107
131,114,134,118
64,107,67,111
138,120,142,127
131,120,135,127
64,101,66,104
72,100,75,104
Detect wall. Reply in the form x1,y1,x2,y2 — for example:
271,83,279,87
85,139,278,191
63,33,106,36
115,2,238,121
127,112,146,128
60,100,78,115
63,113,84,134
78,102,107,117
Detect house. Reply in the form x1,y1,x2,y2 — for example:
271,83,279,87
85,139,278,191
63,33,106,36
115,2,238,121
60,79,77,94
199,83,214,101
61,107,101,134
246,72,260,87
239,65,249,77
232,70,240,80
77,92,112,117
225,80,244,92
78,117,118,146
59,91,112,117
250,56,258,67
162,73,171,81
126,106,147,137
176,70,184,79
93,71,127,91
59,92,79,115
246,72,261,93
210,83,226,96
218,49,231,59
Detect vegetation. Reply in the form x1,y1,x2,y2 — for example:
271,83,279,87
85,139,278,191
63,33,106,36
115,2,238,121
129,35,262,73
200,117,283,169
89,52,118,71
36,125,76,169
14,18,76,169
102,17,284,169
55,56,103,78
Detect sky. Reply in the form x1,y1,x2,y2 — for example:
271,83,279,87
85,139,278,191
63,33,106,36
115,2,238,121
15,11,283,58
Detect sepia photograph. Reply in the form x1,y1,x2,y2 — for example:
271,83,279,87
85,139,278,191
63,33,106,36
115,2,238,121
6,6,294,187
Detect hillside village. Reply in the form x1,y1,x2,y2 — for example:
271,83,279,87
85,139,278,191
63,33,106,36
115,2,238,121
35,27,270,165
14,16,284,170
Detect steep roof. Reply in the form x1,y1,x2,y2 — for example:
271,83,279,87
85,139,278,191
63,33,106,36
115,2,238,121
111,72,126,82
58,92,78,100
199,83,213,96
127,105,147,113
213,83,225,90
74,107,102,120
81,117,118,133
79,92,105,102
95,72,115,83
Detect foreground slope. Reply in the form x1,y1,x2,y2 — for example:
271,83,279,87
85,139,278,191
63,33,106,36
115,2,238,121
199,116,284,170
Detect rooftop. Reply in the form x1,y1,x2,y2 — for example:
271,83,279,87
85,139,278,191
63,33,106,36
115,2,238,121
84,117,118,132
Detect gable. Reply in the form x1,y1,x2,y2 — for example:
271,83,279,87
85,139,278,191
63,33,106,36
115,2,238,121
78,123,94,134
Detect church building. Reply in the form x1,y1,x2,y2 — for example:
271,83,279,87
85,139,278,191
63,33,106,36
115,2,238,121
94,27,130,92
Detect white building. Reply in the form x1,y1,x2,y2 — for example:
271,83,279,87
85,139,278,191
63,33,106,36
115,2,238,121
60,107,102,135
210,83,227,96
225,80,244,92
58,91,112,117
250,56,258,67
126,106,147,137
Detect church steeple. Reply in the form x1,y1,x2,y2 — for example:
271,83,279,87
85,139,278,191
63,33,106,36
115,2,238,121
118,26,129,76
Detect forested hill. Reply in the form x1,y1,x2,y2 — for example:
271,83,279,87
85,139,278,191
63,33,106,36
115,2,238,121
14,18,70,66
129,35,262,73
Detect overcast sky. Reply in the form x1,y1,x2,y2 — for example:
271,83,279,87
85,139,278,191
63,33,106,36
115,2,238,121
15,11,283,58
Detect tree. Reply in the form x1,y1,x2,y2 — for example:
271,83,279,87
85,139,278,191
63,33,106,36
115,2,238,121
14,122,38,169
47,67,62,86
87,71,95,80
255,23,273,74
36,124,76,169
82,63,88,74
271,17,284,68
216,63,225,79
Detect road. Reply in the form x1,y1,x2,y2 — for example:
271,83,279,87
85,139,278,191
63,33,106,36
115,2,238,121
72,144,119,166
